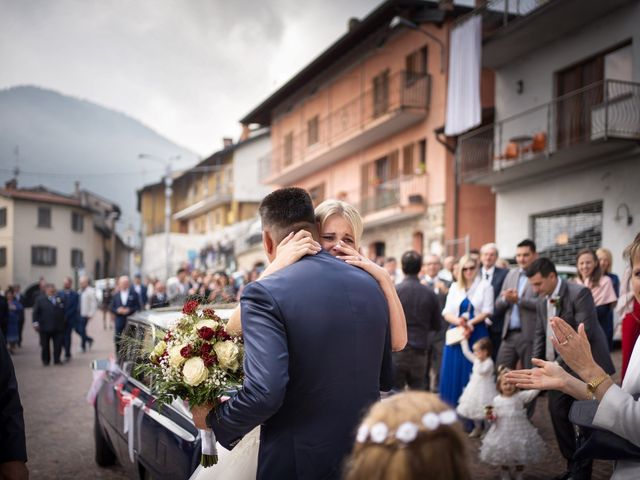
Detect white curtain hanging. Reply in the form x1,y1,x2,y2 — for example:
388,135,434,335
445,15,482,136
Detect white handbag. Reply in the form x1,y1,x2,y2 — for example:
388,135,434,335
445,326,466,346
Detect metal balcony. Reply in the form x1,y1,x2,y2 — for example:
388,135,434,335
260,71,431,185
358,173,429,229
458,79,640,188
456,0,632,68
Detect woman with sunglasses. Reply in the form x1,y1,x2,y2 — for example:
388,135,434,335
439,255,494,407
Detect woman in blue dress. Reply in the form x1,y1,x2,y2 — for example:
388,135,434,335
439,255,494,407
5,289,23,354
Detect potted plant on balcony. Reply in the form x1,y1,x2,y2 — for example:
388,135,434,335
415,162,426,175
370,177,382,187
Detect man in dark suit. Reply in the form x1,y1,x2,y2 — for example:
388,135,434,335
32,283,66,365
528,257,615,480
495,239,538,370
421,254,450,392
13,284,25,348
109,276,140,356
192,188,392,480
479,243,508,360
394,251,441,390
149,281,169,309
0,331,28,480
59,276,81,360
132,273,148,310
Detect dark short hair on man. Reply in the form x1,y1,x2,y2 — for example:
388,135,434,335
401,251,422,275
517,239,537,252
259,187,316,243
525,257,556,278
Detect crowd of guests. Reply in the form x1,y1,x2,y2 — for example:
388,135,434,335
383,237,640,480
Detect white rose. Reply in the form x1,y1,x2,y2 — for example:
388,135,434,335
168,345,187,368
214,341,240,372
152,340,167,357
182,357,209,386
195,319,218,331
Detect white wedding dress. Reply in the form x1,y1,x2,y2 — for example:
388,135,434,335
189,427,260,480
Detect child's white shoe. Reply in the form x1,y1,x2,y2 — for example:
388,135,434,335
499,468,511,480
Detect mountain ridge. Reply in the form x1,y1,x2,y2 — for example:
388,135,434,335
0,85,200,229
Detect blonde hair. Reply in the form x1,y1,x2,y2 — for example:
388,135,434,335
344,392,470,480
314,199,364,248
596,247,613,273
625,233,640,270
456,255,478,290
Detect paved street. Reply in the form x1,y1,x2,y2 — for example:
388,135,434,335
12,307,620,479
12,309,127,480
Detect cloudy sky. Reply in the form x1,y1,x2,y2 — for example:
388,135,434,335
0,0,379,157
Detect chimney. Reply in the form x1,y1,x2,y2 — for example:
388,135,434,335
240,124,251,142
223,137,233,148
348,17,361,31
5,178,17,190
74,181,81,196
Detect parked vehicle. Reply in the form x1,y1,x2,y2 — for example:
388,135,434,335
92,305,235,479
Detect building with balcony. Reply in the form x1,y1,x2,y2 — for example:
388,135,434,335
456,0,640,270
137,130,271,278
0,179,129,292
244,0,496,261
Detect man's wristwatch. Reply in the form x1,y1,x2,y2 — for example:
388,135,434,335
586,373,610,398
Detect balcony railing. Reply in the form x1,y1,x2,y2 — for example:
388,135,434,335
458,79,640,183
456,0,549,32
261,71,430,181
359,173,428,217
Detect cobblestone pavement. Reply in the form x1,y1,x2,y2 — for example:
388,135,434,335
464,348,621,480
12,309,127,480
12,308,621,480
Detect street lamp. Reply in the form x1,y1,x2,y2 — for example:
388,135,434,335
139,153,180,281
390,16,446,74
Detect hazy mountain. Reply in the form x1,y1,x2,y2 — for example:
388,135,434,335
0,85,199,232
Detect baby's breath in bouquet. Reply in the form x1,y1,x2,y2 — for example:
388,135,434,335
139,300,243,467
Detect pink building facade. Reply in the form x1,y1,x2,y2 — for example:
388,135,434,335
243,1,495,260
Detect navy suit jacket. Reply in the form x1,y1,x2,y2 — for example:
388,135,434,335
58,289,81,323
208,251,392,480
109,288,140,322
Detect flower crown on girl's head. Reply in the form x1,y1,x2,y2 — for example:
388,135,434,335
355,409,458,446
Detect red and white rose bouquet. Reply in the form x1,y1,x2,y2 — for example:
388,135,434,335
139,300,243,467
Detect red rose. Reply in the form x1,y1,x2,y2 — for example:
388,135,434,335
182,300,199,315
180,344,193,358
198,326,215,341
200,343,212,356
203,354,217,368
202,308,217,319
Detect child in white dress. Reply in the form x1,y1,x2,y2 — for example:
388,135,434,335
480,367,546,480
456,337,496,437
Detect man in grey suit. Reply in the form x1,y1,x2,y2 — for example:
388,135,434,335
527,257,615,480
495,239,538,370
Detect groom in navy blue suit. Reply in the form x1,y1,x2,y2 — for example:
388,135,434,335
200,188,392,479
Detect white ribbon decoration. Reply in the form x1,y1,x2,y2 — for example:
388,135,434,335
123,399,136,463
200,429,217,457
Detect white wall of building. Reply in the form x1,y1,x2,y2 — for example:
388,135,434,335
6,200,96,289
142,232,207,280
232,134,272,203
495,155,640,274
494,2,640,122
